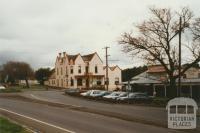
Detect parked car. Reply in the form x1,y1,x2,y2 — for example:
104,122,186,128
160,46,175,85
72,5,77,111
65,88,80,95
90,90,111,97
0,85,5,90
117,92,150,101
80,90,93,96
89,90,102,97
103,92,127,100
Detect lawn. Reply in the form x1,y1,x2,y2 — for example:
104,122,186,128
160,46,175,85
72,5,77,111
0,117,29,133
0,85,46,93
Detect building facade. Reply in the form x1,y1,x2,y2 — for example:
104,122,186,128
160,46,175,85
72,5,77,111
47,52,122,91
124,65,200,101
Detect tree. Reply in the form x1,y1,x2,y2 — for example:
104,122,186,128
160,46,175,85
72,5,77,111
35,68,52,85
122,66,147,82
1,61,34,88
119,7,200,98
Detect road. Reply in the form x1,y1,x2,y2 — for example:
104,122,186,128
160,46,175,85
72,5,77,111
22,90,167,126
0,96,182,133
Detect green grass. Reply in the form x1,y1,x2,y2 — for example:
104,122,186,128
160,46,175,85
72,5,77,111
0,88,22,93
0,85,46,93
0,117,29,133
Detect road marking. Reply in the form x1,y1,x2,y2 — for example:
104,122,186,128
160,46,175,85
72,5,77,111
30,94,83,108
30,94,49,101
0,107,76,133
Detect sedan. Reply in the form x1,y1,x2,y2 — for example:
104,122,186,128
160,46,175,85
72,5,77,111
0,85,5,90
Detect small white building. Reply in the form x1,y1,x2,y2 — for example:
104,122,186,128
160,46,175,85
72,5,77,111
47,52,122,91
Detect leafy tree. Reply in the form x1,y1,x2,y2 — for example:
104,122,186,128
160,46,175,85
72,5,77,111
1,61,34,88
35,68,52,85
119,7,200,98
122,66,147,82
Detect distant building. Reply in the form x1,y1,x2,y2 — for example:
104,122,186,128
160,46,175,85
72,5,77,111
46,52,122,91
124,65,200,100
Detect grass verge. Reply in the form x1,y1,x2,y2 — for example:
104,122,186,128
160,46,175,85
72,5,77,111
0,117,29,133
0,85,46,93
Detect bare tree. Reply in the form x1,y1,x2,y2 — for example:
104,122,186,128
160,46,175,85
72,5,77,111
119,7,200,98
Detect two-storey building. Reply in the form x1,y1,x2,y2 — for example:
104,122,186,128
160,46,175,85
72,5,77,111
47,52,122,91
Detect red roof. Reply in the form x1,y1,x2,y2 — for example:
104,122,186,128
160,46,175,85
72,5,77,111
147,65,166,73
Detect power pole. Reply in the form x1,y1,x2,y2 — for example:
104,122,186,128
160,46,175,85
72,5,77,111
178,17,182,97
103,46,110,90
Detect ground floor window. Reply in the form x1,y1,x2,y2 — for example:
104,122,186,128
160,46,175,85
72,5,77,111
77,78,82,86
71,78,74,86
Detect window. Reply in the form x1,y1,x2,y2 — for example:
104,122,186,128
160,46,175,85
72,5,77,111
177,105,186,114
77,78,82,86
105,78,109,85
198,73,200,78
115,77,119,85
61,68,63,75
187,105,194,114
61,79,63,87
78,66,81,73
70,66,73,74
57,79,59,86
57,68,59,75
96,78,101,85
66,67,68,75
170,106,176,114
97,81,101,85
183,74,187,79
70,78,74,86
95,66,98,73
85,66,89,73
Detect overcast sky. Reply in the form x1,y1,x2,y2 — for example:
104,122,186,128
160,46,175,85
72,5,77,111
0,0,200,70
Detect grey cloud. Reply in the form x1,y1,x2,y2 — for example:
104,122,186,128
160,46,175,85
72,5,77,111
0,0,200,70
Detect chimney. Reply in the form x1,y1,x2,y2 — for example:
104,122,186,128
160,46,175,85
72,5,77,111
63,52,66,57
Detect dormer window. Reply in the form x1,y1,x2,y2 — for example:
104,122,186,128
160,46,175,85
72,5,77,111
95,66,98,73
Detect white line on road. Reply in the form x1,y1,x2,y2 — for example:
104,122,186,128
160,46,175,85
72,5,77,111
0,107,76,133
30,94,82,108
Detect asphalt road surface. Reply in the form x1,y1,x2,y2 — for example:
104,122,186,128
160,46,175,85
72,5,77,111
22,90,167,124
0,96,183,133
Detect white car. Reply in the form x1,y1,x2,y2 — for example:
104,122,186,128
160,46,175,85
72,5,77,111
103,92,127,100
89,90,103,97
0,85,6,90
80,90,92,96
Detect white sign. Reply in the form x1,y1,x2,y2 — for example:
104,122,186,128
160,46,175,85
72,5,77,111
166,97,198,129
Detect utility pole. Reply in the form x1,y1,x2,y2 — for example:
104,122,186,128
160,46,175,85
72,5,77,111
103,46,110,90
178,17,182,97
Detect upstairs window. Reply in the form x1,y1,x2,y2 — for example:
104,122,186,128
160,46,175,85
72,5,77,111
78,66,81,73
66,67,68,75
57,68,59,75
85,66,89,73
115,77,119,85
61,68,63,75
70,66,73,74
95,66,98,73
